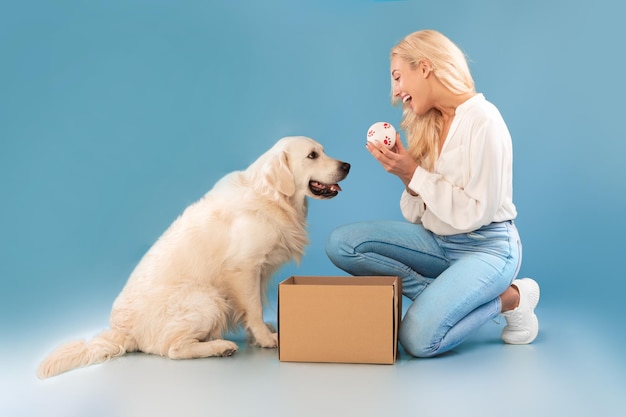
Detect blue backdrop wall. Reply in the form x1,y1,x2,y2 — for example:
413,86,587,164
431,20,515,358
2,0,625,345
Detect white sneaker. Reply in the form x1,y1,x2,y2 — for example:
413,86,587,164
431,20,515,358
501,278,540,344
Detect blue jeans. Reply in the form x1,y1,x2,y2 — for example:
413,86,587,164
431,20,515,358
325,220,522,357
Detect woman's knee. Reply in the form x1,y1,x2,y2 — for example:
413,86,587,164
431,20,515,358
399,314,440,358
399,332,439,358
325,225,352,264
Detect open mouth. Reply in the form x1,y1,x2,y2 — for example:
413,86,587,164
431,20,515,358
309,180,342,198
402,95,412,104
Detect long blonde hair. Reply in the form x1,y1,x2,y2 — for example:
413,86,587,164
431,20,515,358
390,30,475,171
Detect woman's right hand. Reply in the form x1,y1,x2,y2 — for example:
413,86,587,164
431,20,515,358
366,132,419,188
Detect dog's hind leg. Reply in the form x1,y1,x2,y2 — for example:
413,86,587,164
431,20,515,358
167,339,238,359
157,286,239,359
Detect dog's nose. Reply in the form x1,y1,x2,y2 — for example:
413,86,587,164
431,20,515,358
340,162,351,173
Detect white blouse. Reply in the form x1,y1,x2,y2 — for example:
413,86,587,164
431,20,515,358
400,94,517,236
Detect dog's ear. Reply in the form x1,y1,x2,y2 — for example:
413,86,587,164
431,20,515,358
265,151,295,197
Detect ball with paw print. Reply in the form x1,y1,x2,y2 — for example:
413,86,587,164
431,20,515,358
366,122,396,149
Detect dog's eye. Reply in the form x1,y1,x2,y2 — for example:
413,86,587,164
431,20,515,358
307,151,318,159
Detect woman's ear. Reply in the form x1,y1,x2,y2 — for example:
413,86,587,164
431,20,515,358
420,60,434,77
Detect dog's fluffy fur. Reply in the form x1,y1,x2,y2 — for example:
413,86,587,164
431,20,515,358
38,136,350,379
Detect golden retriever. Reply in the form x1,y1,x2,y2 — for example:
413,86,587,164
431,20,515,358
38,136,350,379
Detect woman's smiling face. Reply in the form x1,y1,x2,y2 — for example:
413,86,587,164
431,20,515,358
391,56,433,116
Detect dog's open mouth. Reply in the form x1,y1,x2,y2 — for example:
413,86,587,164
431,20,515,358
309,180,342,198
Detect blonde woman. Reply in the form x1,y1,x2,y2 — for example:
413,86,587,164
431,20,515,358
326,30,540,357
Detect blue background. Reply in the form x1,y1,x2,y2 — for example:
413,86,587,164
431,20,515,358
1,0,625,412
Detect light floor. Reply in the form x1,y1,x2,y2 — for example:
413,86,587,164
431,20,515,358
3,305,625,417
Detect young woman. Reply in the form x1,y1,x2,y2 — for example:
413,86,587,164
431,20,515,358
326,29,539,357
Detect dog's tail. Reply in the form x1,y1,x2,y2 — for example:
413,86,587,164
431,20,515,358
37,328,133,379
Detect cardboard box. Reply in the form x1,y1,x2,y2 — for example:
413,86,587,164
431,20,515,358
278,276,402,365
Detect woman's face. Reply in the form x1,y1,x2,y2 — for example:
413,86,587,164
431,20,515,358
391,56,432,116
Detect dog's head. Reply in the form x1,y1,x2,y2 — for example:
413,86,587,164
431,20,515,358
250,136,350,201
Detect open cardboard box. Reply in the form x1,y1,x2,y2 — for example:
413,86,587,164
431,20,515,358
278,275,402,365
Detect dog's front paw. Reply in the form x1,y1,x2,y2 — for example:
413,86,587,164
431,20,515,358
254,332,278,349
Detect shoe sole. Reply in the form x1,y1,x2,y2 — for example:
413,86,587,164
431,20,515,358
503,313,539,344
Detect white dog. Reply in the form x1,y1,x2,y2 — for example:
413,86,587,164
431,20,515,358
38,136,350,379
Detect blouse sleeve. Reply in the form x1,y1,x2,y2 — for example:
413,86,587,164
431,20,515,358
399,189,426,224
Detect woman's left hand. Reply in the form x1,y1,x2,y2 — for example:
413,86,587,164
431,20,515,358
366,132,419,187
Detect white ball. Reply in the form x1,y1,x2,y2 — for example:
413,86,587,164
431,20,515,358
367,122,396,149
